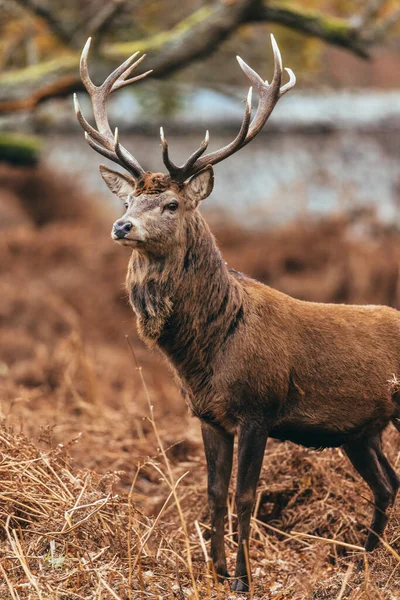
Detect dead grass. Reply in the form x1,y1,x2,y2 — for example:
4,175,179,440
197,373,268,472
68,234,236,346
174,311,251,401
2,383,400,599
0,424,178,599
1,171,400,598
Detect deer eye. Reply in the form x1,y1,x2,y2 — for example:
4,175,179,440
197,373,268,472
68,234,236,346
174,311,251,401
165,201,178,212
124,202,129,209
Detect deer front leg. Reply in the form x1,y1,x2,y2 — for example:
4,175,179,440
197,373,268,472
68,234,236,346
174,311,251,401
201,421,234,582
232,423,268,593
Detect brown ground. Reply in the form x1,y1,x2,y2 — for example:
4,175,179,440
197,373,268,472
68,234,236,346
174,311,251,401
1,164,400,599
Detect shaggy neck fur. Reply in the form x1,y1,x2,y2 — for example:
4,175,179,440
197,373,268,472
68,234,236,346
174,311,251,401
126,210,243,409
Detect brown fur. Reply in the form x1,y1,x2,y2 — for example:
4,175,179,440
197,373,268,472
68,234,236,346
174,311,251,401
103,167,400,590
126,209,400,439
133,172,181,196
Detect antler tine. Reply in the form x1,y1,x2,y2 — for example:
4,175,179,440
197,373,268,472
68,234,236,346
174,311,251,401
103,50,142,94
180,130,210,175
90,51,143,141
199,86,253,168
111,54,153,91
113,69,153,92
160,127,180,177
280,68,296,96
160,87,252,182
85,129,143,179
160,128,212,182
75,38,146,178
80,38,96,94
234,35,281,98
120,53,147,81
270,33,283,88
84,132,123,165
181,85,253,178
73,93,107,147
114,128,144,178
160,130,210,182
236,56,265,89
171,34,294,179
234,34,283,148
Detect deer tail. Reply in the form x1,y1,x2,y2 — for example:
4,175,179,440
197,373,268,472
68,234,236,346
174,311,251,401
388,375,400,432
393,416,400,433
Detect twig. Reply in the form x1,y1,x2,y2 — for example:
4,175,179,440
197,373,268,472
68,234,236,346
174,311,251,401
243,540,254,599
97,574,123,600
5,517,44,600
336,562,354,600
127,465,142,600
194,520,209,564
290,529,366,553
131,470,189,571
0,563,20,600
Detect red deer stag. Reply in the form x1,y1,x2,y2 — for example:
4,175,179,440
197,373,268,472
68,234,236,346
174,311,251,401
74,36,400,592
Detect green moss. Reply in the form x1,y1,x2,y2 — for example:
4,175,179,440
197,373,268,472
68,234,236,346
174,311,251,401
314,14,352,38
0,133,41,166
105,5,214,57
0,6,215,90
0,55,78,86
269,1,352,38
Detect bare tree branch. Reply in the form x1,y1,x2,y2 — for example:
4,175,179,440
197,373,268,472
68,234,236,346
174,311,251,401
247,0,399,59
14,0,129,50
111,0,255,79
365,5,400,43
1,0,399,114
0,0,250,111
357,0,387,28
75,0,128,48
14,0,73,47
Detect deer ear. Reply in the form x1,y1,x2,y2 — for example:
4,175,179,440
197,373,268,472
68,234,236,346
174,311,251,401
99,165,136,201
184,166,214,206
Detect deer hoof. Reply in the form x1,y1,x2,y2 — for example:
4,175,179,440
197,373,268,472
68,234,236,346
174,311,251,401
230,578,249,593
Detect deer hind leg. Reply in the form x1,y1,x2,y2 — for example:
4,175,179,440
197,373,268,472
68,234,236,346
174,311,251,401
201,421,234,582
374,436,400,500
344,435,397,551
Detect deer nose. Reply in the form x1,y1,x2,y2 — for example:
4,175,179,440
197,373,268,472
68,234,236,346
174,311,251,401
113,220,132,238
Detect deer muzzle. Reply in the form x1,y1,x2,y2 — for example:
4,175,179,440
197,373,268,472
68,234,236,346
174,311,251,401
113,219,133,239
111,218,146,245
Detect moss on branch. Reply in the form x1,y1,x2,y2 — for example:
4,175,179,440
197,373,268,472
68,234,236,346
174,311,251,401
0,0,396,113
251,2,369,58
0,133,41,166
105,5,215,56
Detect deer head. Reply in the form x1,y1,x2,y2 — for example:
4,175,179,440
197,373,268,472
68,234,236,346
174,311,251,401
74,36,295,256
97,164,214,256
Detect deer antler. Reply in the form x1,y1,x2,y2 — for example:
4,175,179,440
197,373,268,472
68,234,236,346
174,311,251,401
73,37,152,178
75,34,295,183
160,34,295,182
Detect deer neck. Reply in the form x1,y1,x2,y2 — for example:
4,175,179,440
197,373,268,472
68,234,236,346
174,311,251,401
126,211,243,395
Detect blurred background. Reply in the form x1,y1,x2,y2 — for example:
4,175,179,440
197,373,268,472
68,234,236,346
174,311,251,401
1,3,400,596
0,0,399,223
